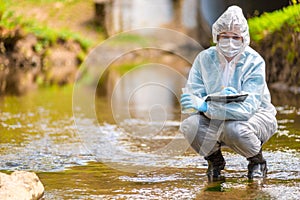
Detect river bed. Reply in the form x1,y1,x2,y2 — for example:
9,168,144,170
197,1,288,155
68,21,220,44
0,85,299,199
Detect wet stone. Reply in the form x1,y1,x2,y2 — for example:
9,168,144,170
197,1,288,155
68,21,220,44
0,171,44,200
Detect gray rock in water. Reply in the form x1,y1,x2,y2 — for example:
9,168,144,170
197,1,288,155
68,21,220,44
0,171,44,200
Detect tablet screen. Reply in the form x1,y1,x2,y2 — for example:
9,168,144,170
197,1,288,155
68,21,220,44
205,94,248,103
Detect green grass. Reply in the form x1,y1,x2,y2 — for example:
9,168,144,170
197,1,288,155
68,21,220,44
248,4,300,42
0,0,93,51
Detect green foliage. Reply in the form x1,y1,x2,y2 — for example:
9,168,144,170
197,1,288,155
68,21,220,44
248,4,300,42
0,0,7,20
24,22,92,50
34,41,45,53
0,1,92,50
0,9,17,30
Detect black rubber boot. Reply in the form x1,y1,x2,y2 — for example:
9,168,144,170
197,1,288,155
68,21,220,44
204,149,226,182
247,149,267,180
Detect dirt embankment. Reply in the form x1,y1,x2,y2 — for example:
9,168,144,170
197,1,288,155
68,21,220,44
0,27,83,95
252,23,300,93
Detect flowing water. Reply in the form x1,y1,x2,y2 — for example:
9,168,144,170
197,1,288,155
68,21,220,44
0,81,299,199
1,1,298,199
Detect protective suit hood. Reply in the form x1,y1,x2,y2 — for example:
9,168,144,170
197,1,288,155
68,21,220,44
212,5,250,48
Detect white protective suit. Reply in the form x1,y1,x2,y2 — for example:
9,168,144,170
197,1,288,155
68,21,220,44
180,6,278,158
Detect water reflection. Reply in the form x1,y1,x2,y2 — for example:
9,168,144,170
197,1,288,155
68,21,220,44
39,161,300,199
111,63,185,121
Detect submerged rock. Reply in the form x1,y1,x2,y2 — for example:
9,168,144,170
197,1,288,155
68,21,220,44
0,171,44,200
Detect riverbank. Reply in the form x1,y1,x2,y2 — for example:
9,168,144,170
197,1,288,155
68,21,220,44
1,1,300,95
249,4,300,93
0,0,103,95
0,27,85,95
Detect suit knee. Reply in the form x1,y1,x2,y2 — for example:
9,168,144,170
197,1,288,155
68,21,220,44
222,121,261,157
223,121,253,143
180,115,200,141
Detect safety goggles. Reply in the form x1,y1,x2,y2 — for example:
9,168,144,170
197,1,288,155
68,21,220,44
217,34,243,42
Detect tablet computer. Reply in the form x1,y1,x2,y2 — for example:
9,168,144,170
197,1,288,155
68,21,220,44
205,94,248,103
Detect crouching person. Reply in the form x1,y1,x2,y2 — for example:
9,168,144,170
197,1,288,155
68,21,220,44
180,5,278,181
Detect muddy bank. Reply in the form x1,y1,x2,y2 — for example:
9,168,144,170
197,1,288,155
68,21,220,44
0,27,84,95
252,22,300,94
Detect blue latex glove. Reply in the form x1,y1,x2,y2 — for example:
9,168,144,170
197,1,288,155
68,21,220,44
180,93,208,112
220,87,238,95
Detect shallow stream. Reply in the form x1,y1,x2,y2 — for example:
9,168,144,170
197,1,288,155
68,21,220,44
0,84,299,199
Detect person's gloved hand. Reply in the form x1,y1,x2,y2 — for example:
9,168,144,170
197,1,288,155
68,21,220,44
220,87,238,95
180,93,208,112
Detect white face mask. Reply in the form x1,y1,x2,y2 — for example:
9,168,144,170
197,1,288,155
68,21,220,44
218,38,243,58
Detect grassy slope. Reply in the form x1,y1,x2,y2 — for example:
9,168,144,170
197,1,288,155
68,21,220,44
248,4,300,43
248,4,300,87
2,0,105,50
